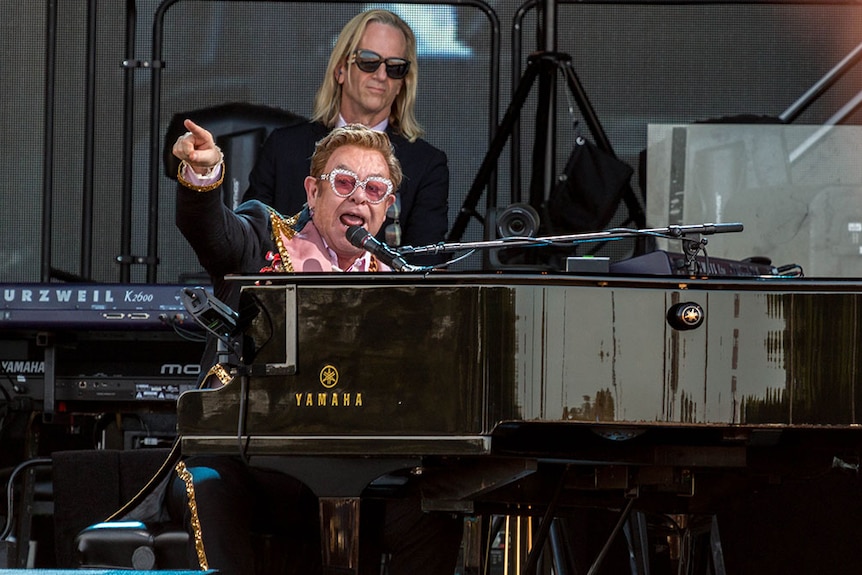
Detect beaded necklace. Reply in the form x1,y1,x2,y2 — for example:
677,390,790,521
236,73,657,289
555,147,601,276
268,209,298,273
267,209,378,272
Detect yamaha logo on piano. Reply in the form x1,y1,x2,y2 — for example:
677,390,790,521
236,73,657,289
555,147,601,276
293,364,363,407
319,364,339,388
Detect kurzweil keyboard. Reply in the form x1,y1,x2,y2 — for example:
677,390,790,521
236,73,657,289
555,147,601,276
0,283,202,330
0,283,208,413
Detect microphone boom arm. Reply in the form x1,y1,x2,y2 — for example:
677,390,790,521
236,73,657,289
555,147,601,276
399,222,744,256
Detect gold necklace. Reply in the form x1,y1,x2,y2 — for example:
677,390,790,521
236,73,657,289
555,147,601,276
268,208,379,272
269,209,297,273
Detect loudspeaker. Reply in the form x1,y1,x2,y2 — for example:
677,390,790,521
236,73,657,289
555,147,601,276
492,202,541,239
484,203,547,270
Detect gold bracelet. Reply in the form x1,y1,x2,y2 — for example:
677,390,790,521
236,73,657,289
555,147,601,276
205,363,234,388
177,159,225,192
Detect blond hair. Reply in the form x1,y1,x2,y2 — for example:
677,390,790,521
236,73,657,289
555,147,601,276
311,9,423,142
310,124,403,191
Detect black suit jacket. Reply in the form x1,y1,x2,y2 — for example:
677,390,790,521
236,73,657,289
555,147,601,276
242,121,449,265
177,183,278,372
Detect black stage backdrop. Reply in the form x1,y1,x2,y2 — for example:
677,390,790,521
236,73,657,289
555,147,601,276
3,0,862,283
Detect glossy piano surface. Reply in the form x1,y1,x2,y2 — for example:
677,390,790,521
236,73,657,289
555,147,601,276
177,272,862,458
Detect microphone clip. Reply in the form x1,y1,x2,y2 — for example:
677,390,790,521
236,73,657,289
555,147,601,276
181,286,239,342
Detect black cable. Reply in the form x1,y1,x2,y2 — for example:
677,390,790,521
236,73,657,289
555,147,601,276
237,369,250,466
160,313,207,343
0,366,18,442
1,457,52,541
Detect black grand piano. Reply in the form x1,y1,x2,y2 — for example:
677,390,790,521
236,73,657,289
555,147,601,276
177,271,862,574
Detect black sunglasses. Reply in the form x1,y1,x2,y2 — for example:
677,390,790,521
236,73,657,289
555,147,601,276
349,49,411,80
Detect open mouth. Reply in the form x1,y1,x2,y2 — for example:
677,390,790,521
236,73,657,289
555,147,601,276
340,213,366,228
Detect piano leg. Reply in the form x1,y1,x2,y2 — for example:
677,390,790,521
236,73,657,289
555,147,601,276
320,497,361,575
622,510,650,574
670,514,727,575
548,519,576,575
585,498,636,575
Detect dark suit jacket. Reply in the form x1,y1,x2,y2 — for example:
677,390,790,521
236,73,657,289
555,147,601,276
242,121,449,265
177,184,277,372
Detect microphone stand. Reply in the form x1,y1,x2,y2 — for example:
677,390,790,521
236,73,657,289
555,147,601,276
181,287,252,462
448,0,645,243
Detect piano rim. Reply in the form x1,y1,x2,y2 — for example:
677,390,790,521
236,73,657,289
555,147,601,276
180,434,492,456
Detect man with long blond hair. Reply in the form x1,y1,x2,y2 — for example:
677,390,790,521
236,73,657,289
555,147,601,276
242,9,448,265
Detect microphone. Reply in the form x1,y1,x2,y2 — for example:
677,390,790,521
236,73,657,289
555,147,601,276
668,222,744,236
346,225,417,271
702,222,744,234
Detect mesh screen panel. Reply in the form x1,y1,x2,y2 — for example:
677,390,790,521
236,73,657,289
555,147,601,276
3,1,862,281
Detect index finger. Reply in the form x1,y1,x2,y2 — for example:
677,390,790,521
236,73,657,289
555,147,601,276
183,119,212,146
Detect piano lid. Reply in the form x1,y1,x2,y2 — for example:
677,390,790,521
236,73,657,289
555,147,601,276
177,272,862,456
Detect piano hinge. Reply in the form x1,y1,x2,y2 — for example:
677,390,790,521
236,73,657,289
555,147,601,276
115,254,160,266
122,59,165,69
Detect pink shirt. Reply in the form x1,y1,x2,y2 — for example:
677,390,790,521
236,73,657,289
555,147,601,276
279,220,390,272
